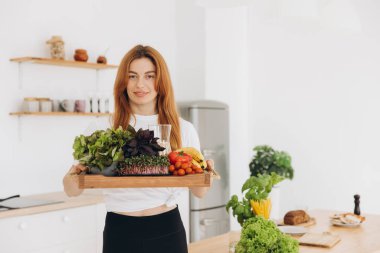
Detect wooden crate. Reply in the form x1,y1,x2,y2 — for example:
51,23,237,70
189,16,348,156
78,173,212,189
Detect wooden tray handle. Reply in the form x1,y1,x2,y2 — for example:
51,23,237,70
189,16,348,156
210,168,221,180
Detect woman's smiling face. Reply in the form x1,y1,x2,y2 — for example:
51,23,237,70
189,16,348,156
126,57,158,112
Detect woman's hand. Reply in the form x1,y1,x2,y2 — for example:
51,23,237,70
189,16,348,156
63,164,87,197
190,159,214,198
206,159,215,186
206,159,214,172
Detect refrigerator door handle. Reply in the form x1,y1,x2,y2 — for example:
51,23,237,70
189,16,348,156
200,218,222,226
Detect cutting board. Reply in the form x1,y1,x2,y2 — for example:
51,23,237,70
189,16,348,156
0,198,63,210
298,233,341,248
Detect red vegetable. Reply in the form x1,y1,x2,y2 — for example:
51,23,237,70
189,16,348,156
168,151,192,164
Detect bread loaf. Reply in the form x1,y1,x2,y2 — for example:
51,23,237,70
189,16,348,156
284,210,310,225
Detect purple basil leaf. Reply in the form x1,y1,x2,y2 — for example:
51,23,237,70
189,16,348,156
140,145,155,155
150,143,165,151
148,130,154,140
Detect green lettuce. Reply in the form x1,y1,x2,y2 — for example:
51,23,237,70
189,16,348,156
235,216,299,253
73,126,134,170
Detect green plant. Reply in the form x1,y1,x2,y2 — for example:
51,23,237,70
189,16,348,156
235,216,299,253
72,126,134,170
249,145,294,180
119,155,170,168
116,155,170,175
226,173,284,225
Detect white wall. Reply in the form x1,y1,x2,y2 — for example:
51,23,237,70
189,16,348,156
248,0,380,216
175,0,206,100
202,0,380,232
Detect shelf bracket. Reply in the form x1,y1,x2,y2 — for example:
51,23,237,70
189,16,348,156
18,62,23,89
95,69,100,92
17,116,22,142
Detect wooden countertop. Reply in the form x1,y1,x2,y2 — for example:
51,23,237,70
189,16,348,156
189,231,240,253
189,209,380,253
0,190,104,219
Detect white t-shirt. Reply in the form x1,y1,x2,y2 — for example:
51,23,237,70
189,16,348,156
100,114,200,212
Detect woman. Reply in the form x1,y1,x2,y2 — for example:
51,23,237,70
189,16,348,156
63,45,213,253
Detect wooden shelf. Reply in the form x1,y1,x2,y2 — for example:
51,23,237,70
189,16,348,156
78,173,212,188
10,57,118,70
9,112,112,116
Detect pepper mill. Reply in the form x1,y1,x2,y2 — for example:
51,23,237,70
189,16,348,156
354,194,360,215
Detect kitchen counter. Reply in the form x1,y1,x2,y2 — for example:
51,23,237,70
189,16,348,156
188,231,240,253
188,209,380,253
0,190,104,219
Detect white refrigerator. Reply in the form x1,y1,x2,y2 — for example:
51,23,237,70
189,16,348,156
178,100,230,242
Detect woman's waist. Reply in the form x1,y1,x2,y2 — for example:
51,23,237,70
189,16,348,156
105,205,184,238
115,204,176,217
103,187,185,214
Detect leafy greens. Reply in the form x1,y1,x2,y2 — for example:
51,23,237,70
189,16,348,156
73,126,134,170
235,216,299,253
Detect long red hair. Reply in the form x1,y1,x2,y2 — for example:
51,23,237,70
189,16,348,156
113,45,182,150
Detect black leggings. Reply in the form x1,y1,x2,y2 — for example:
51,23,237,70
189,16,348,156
103,206,188,253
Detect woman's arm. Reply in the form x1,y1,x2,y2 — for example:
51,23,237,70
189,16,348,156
63,164,87,197
190,160,214,198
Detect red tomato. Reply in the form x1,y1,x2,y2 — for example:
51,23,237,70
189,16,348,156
191,164,200,170
175,161,182,169
181,162,190,169
169,165,175,173
185,168,192,174
195,168,203,174
178,169,186,176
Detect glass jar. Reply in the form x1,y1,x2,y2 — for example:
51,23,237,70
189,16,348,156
23,97,39,112
46,36,65,59
148,124,172,155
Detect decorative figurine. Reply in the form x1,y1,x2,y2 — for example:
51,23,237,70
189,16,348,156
97,46,109,64
97,55,107,64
